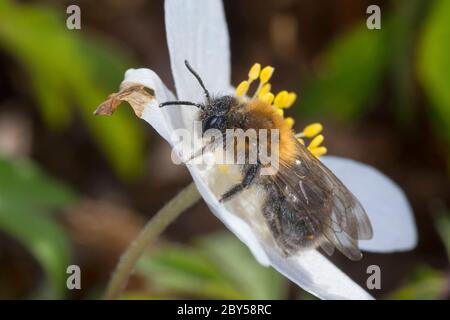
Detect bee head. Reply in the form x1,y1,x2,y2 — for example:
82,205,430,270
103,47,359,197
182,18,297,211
159,60,237,134
200,95,235,133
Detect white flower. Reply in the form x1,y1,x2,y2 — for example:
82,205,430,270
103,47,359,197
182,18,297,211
101,0,417,299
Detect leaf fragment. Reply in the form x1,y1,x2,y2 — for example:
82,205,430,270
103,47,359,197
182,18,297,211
94,83,154,118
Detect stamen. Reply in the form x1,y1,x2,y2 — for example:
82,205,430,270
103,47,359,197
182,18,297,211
276,108,284,117
258,83,272,98
295,124,327,158
260,66,274,84
274,91,288,109
235,63,326,159
248,63,261,81
285,92,297,108
236,80,250,97
285,117,295,128
309,146,327,158
260,92,274,104
299,123,323,138
253,66,275,98
308,134,324,149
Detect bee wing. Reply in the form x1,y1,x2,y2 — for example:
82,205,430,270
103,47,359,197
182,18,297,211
269,142,373,260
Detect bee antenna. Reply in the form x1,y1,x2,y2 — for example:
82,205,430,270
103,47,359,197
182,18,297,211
159,100,204,110
184,60,211,104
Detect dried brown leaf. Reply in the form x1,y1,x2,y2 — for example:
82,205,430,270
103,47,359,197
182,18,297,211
94,83,154,118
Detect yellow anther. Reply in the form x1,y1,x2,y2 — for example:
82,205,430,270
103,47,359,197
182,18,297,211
248,63,261,81
310,146,327,158
297,138,305,145
260,66,274,83
309,134,324,149
285,92,297,108
236,80,249,97
274,91,288,109
276,108,284,117
258,83,271,98
285,117,295,128
261,92,274,104
302,123,323,138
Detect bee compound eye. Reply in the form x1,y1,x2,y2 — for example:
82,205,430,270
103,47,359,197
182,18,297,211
203,116,225,132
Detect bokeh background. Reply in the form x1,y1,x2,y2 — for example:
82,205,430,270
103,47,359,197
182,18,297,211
0,0,449,299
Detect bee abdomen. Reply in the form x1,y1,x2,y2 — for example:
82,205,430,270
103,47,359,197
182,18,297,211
262,182,322,256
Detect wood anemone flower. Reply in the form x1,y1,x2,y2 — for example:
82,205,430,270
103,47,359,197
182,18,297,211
95,0,417,300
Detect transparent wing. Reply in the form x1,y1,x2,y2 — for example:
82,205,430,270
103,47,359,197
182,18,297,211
269,141,373,260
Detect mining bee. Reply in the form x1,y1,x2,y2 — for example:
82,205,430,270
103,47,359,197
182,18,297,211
160,61,373,260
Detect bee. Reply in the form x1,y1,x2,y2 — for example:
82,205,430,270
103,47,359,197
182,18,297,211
160,60,373,260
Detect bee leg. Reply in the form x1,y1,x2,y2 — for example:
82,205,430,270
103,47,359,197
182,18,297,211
220,164,260,202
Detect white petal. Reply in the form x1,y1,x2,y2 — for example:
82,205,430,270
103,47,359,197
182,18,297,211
265,248,374,300
321,156,417,252
120,69,270,265
188,158,372,299
165,0,232,128
188,167,271,266
189,163,372,299
122,68,178,142
119,70,374,299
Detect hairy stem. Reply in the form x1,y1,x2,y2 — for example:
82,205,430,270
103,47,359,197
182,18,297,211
104,182,201,299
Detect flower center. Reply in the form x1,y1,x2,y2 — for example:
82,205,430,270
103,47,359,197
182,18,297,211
235,63,327,158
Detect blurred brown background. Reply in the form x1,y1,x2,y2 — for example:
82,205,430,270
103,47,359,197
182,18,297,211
0,0,449,299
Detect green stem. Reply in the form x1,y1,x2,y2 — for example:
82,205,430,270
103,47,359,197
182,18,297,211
104,182,201,300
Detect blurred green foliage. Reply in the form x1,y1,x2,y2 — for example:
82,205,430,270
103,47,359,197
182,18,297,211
0,156,77,298
417,0,450,157
0,0,448,301
299,0,450,164
294,0,450,298
300,24,389,121
435,211,450,262
0,0,145,180
135,232,288,299
388,212,450,300
388,266,446,300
